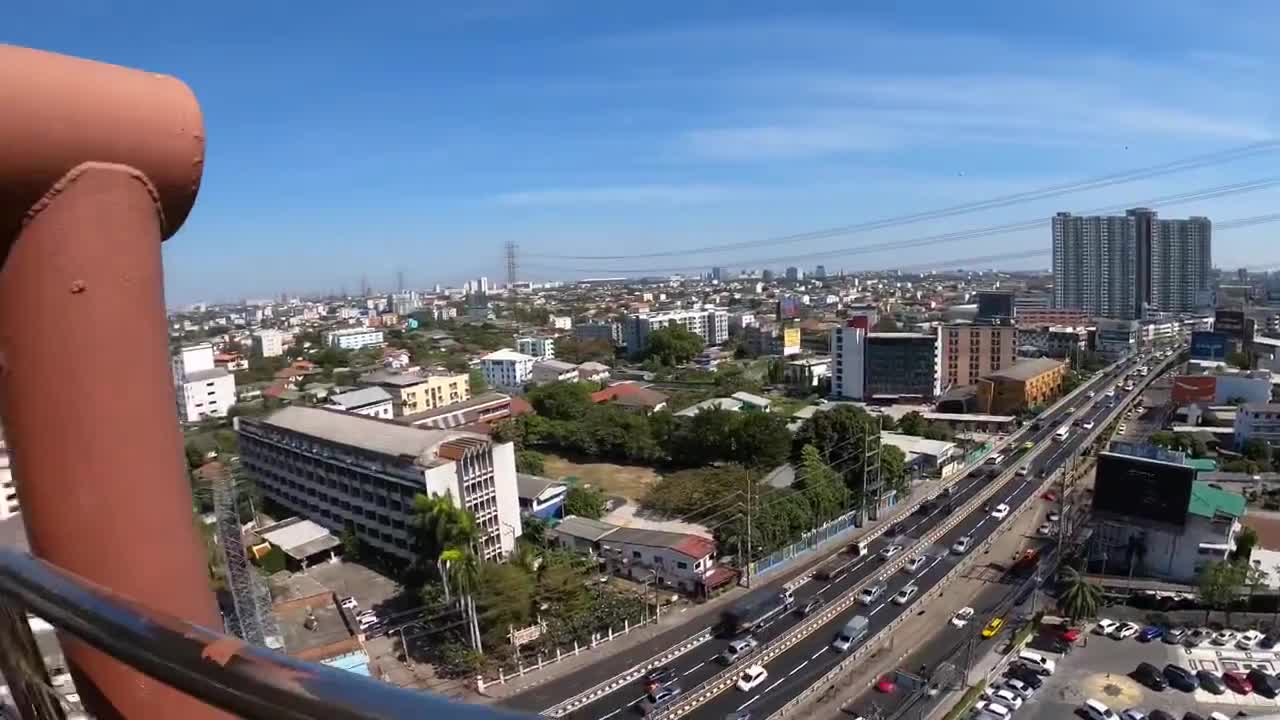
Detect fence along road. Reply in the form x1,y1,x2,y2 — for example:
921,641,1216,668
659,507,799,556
530,357,1137,720
657,354,1168,720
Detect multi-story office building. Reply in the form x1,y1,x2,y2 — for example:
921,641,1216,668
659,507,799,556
574,321,623,346
251,329,286,358
1013,293,1050,313
830,317,868,399
357,369,470,417
1053,208,1211,319
1234,403,1280,450
975,291,1015,323
1017,325,1088,360
1095,319,1140,360
785,267,801,282
938,323,1018,393
1014,307,1090,328
623,308,729,356
515,336,555,361
976,358,1066,414
324,327,385,351
0,424,17,521
172,343,237,423
864,332,940,399
236,406,522,562
481,349,536,390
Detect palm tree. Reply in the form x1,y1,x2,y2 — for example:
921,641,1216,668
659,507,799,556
441,546,483,652
1059,567,1103,622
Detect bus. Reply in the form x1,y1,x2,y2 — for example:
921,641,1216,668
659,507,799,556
1053,425,1071,442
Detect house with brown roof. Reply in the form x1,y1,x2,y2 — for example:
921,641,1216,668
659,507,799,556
590,383,669,414
547,516,732,596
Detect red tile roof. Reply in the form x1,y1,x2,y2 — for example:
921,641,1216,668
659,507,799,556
591,384,669,408
509,396,534,416
671,534,716,560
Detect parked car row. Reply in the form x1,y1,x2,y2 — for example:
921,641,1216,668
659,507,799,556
1132,659,1280,699
978,656,1058,719
1094,619,1280,650
1080,697,1233,720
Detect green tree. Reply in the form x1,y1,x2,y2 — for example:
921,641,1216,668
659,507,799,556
1058,567,1103,622
469,368,489,395
897,411,926,437
880,444,910,500
565,485,606,519
185,442,205,470
1199,560,1245,625
527,381,595,421
792,405,884,505
472,561,535,647
766,358,785,385
1233,526,1260,564
1243,439,1271,464
556,337,615,365
340,528,362,560
795,444,849,524
643,325,705,366
516,449,546,475
1227,351,1251,371
733,411,793,469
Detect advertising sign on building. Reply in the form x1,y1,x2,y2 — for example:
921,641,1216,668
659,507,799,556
782,326,801,355
1094,451,1195,527
1189,331,1229,361
777,295,802,321
1170,375,1217,404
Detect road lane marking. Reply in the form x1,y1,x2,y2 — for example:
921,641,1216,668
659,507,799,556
598,709,622,720
869,602,887,616
626,694,645,706
763,677,785,694
789,659,810,676
682,661,704,676
811,647,828,660
737,695,760,711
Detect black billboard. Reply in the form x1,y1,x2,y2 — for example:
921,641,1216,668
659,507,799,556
976,292,1014,322
1094,451,1195,527
1095,450,1192,525
1216,309,1246,340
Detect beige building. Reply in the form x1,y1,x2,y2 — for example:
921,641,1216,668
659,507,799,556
939,323,1018,392
358,369,470,417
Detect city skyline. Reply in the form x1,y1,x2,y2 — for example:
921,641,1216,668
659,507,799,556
8,2,1280,303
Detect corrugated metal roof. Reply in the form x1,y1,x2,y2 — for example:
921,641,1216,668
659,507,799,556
1187,481,1246,520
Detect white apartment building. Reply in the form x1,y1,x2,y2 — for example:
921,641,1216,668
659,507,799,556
1235,403,1280,450
0,425,18,521
550,315,573,330
482,349,536,390
530,360,579,385
173,343,237,423
516,336,556,360
236,407,522,562
326,387,394,419
252,329,286,358
830,321,868,400
623,308,730,356
325,327,385,351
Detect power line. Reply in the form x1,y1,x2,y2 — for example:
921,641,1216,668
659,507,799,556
526,141,1280,261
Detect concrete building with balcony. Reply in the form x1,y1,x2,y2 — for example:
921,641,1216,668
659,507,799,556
976,357,1067,415
1234,403,1280,450
623,308,729,356
1017,325,1088,360
396,391,523,431
252,329,286,358
938,323,1018,394
830,318,868,399
325,387,394,419
574,321,623,346
172,343,237,423
1095,318,1140,360
783,356,831,390
515,336,555,361
1013,307,1090,329
236,406,522,562
324,327,384,351
481,349,536,391
357,369,470,417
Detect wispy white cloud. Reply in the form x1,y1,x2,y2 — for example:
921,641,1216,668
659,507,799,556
491,184,733,207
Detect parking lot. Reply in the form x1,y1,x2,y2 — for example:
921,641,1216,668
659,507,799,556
999,621,1280,720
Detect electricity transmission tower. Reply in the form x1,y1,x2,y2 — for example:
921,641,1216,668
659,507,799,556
212,463,281,649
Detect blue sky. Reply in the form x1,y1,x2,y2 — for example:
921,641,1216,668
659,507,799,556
8,1,1280,303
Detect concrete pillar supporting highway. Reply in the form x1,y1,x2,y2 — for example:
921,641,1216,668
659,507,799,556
0,45,229,719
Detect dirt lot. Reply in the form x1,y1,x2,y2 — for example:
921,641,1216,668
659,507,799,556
542,454,661,502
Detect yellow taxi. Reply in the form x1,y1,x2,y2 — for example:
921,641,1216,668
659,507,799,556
981,617,1005,639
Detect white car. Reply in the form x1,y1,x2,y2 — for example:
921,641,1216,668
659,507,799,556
1000,678,1035,700
990,503,1010,520
358,613,379,629
951,536,973,554
339,596,359,610
1109,622,1139,640
951,607,975,628
1082,699,1119,720
1121,710,1145,720
892,584,919,606
1038,522,1054,536
880,544,904,561
1087,390,1096,398
983,688,1024,711
973,700,1012,719
902,555,926,573
1093,619,1119,636
735,664,768,692
1212,629,1238,646
720,637,760,664
1237,629,1265,649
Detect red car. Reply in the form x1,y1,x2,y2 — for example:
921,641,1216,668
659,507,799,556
1224,671,1253,695
1041,491,1057,502
876,676,896,693
1060,628,1082,643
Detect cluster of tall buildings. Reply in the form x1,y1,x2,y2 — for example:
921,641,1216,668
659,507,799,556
1052,208,1212,320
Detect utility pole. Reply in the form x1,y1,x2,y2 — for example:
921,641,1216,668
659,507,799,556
745,479,753,588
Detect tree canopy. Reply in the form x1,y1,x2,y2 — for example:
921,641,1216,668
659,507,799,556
564,485,606,519
643,325,705,366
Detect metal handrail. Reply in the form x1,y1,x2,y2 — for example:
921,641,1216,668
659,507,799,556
0,548,530,720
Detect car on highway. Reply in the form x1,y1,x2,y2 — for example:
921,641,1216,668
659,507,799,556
1132,662,1167,690
719,637,759,665
1162,663,1197,692
1162,627,1188,645
902,555,926,573
735,665,768,692
1082,420,1095,430
1223,670,1253,695
951,607,975,628
887,522,906,537
643,666,676,690
858,583,887,605
1196,669,1226,694
1087,390,1096,398
990,503,1010,520
831,616,870,653
983,687,1023,710
1109,621,1139,640
981,617,1005,638
1081,698,1119,720
1038,522,1054,536
1047,510,1061,522
640,685,682,715
951,535,973,554
1016,465,1029,476
795,595,826,617
880,544,904,561
892,584,919,606
1247,668,1280,698
1137,626,1163,642
1211,629,1238,646
1236,629,1264,649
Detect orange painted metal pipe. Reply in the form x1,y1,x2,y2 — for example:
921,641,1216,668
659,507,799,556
0,45,228,719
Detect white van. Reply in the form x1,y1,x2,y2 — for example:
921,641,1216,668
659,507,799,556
1081,699,1118,720
1016,650,1056,676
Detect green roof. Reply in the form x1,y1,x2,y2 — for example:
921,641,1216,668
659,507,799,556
1184,458,1218,472
1187,481,1246,520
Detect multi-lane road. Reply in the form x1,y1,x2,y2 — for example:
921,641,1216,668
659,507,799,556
514,353,1162,720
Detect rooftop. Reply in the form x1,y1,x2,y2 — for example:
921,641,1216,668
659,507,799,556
396,391,512,424
1187,481,1246,520
516,473,565,501
483,348,536,362
534,359,578,373
256,517,341,561
880,431,957,457
252,406,483,467
986,357,1065,382
185,367,231,383
553,515,618,542
327,386,392,409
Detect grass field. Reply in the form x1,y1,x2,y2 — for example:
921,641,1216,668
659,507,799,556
542,454,662,502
